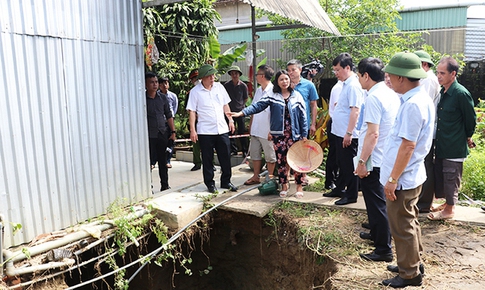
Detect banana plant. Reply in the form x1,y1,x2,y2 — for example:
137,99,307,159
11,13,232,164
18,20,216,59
208,36,265,74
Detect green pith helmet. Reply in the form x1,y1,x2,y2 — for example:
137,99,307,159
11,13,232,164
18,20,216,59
197,64,217,79
384,52,428,79
227,65,243,76
414,50,434,67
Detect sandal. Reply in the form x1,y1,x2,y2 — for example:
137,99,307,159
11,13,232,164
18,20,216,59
279,191,288,198
427,211,454,221
430,203,446,212
244,178,260,185
295,191,304,199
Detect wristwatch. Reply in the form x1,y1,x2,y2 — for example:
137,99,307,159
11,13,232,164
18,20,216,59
358,159,366,166
346,131,352,136
171,131,176,134
388,176,398,184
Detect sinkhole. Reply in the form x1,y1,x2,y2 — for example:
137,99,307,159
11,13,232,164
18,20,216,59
65,210,336,290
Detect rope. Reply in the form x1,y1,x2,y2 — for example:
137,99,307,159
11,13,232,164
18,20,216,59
174,133,250,143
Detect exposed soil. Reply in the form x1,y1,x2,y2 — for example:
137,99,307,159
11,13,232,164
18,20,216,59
132,206,485,290
131,210,335,289
298,207,485,290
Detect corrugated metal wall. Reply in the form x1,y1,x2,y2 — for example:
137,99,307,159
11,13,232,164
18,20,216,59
465,18,485,60
398,7,468,31
421,28,466,55
0,0,150,247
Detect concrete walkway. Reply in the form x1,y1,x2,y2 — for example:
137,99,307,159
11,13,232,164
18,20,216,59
148,160,485,230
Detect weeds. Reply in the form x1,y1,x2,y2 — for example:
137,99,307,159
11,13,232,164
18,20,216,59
266,202,363,260
97,198,171,289
195,191,219,211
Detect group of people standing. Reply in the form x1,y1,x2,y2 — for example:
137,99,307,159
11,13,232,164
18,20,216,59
185,60,319,197
321,51,476,288
231,60,319,198
145,50,476,288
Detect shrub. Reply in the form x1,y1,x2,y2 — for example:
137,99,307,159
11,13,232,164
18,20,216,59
462,110,485,201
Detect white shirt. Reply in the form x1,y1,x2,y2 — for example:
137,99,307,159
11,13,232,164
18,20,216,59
250,83,273,139
379,86,435,190
331,74,364,138
420,70,440,105
420,70,440,138
186,82,231,135
329,80,343,118
357,82,400,168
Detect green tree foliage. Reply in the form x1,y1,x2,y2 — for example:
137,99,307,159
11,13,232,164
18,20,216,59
259,0,423,77
142,0,220,135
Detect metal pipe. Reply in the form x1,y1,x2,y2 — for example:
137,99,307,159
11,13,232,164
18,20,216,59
7,259,75,277
1,214,4,277
1,208,148,281
400,2,485,12
65,184,261,289
251,5,257,97
6,232,152,290
6,208,148,264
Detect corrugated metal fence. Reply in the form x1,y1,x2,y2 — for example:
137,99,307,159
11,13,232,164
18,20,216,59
221,24,485,77
0,0,150,247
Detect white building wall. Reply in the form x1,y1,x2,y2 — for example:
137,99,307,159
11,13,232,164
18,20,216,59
0,0,150,247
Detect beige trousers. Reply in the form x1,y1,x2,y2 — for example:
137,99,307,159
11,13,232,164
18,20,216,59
386,185,423,279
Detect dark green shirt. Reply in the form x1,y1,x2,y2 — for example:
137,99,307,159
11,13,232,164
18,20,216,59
435,80,476,159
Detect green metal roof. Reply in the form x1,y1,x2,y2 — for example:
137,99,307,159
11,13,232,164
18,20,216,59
397,7,468,31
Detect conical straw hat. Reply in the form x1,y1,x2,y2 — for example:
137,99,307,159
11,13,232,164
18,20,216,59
287,139,324,173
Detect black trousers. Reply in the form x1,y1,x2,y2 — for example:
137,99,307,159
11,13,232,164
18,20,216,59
230,116,248,154
361,167,392,255
334,136,359,200
417,140,435,211
199,133,232,188
325,118,339,187
149,131,169,189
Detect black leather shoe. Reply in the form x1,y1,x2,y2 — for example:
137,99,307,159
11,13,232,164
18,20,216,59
208,185,217,193
359,232,372,240
160,186,171,191
481,206,485,212
324,183,336,190
359,251,393,262
335,197,357,205
362,222,371,229
387,263,425,275
381,274,422,288
191,164,201,171
221,183,238,191
322,189,343,198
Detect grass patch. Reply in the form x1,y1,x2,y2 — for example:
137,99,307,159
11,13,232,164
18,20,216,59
304,179,326,192
267,202,367,259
